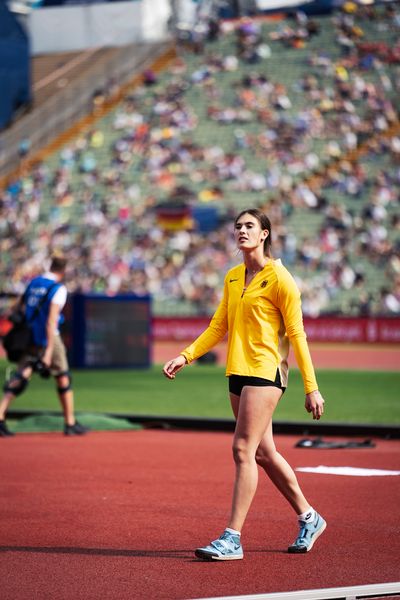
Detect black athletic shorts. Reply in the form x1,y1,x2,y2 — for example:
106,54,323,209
228,370,285,396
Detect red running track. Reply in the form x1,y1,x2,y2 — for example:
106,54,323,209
1,430,399,600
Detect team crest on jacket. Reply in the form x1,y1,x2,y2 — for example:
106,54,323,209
260,280,268,288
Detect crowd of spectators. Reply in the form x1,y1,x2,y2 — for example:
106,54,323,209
0,3,399,318
269,118,400,314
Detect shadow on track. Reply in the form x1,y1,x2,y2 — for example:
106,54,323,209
0,545,192,559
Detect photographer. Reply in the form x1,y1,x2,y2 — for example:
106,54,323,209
0,255,88,437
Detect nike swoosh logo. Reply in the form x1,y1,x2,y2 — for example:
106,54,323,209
229,278,239,283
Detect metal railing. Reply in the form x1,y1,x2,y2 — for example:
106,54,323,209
0,40,173,180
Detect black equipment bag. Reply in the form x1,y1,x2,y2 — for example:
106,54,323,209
2,283,58,362
2,318,33,362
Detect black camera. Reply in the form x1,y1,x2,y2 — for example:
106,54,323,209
32,359,51,379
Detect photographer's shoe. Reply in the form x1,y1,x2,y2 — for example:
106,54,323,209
195,530,243,561
0,420,15,437
288,512,326,553
64,421,89,436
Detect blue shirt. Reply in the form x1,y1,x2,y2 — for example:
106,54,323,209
24,276,63,347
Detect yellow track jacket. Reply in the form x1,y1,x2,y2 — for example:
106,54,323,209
181,259,318,394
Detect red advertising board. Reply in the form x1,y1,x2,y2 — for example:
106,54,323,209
152,316,400,344
1,315,400,346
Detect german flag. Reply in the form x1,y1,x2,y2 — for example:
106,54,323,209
156,202,194,231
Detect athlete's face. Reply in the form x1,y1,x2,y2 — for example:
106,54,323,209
234,213,268,252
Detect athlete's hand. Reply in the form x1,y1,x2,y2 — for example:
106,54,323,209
163,355,187,379
305,390,325,420
41,348,52,368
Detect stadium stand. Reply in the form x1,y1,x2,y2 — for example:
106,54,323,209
0,3,399,318
0,0,31,129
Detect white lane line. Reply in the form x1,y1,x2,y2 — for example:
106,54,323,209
296,466,400,476
194,580,400,600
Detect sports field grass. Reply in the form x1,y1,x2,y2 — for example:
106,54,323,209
1,360,399,425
